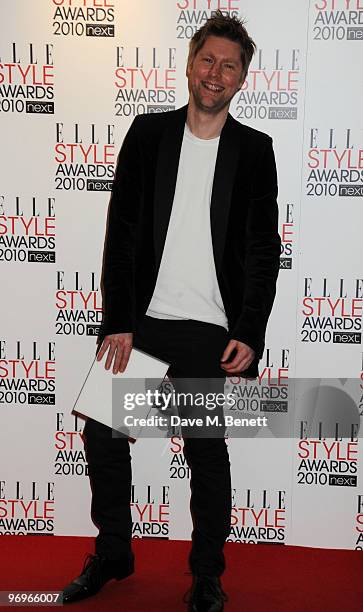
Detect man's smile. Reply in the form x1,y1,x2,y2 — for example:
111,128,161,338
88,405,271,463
201,81,224,93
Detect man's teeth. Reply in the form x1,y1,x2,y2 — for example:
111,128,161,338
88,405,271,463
204,82,223,92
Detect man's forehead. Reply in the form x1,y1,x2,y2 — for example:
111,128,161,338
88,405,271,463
197,36,242,61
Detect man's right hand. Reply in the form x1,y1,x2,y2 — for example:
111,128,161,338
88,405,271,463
96,332,133,375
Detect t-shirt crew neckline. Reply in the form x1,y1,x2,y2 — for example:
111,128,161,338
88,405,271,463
184,123,220,145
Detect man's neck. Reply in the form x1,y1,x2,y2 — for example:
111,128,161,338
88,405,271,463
186,101,229,140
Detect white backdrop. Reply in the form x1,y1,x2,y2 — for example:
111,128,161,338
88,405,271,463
1,0,362,551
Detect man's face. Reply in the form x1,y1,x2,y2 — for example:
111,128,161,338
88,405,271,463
186,35,244,115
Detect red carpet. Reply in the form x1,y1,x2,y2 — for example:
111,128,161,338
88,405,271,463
1,536,362,611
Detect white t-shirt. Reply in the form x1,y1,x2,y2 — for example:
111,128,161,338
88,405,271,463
146,123,228,330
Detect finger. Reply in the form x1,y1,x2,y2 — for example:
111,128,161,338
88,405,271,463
96,338,109,361
119,342,132,373
104,342,117,371
221,359,241,372
220,340,236,363
221,359,244,373
240,356,254,372
222,363,244,374
221,345,246,369
113,340,130,374
112,342,124,374
222,355,253,374
221,350,250,371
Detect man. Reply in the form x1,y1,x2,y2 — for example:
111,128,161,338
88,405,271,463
62,11,280,611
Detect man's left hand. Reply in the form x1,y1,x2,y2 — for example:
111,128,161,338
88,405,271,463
220,339,255,374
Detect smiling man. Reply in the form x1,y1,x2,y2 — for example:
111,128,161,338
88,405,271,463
62,11,281,612
188,35,244,119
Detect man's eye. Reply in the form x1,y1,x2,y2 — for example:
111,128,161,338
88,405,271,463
225,64,234,70
204,57,213,63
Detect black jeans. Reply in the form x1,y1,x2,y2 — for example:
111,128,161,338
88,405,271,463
83,315,231,576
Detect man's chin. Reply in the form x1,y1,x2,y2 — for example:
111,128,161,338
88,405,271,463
194,97,229,115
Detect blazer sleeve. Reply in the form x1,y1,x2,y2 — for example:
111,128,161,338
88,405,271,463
99,116,143,339
230,136,281,360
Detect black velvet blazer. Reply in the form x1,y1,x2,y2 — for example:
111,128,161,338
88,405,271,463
99,104,281,377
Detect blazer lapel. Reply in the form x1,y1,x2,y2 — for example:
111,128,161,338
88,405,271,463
210,113,240,273
153,105,188,271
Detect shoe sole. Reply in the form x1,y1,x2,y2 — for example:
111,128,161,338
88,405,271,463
62,565,134,604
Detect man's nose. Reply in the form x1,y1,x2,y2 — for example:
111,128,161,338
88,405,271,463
208,62,222,79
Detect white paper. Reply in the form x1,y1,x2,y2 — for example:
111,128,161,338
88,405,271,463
72,348,169,439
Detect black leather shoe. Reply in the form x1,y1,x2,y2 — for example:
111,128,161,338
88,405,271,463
62,552,134,604
186,575,227,612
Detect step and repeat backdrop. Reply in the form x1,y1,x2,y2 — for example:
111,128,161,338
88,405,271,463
1,1,362,551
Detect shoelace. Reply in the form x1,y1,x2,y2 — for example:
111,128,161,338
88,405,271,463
82,553,100,572
79,554,103,588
